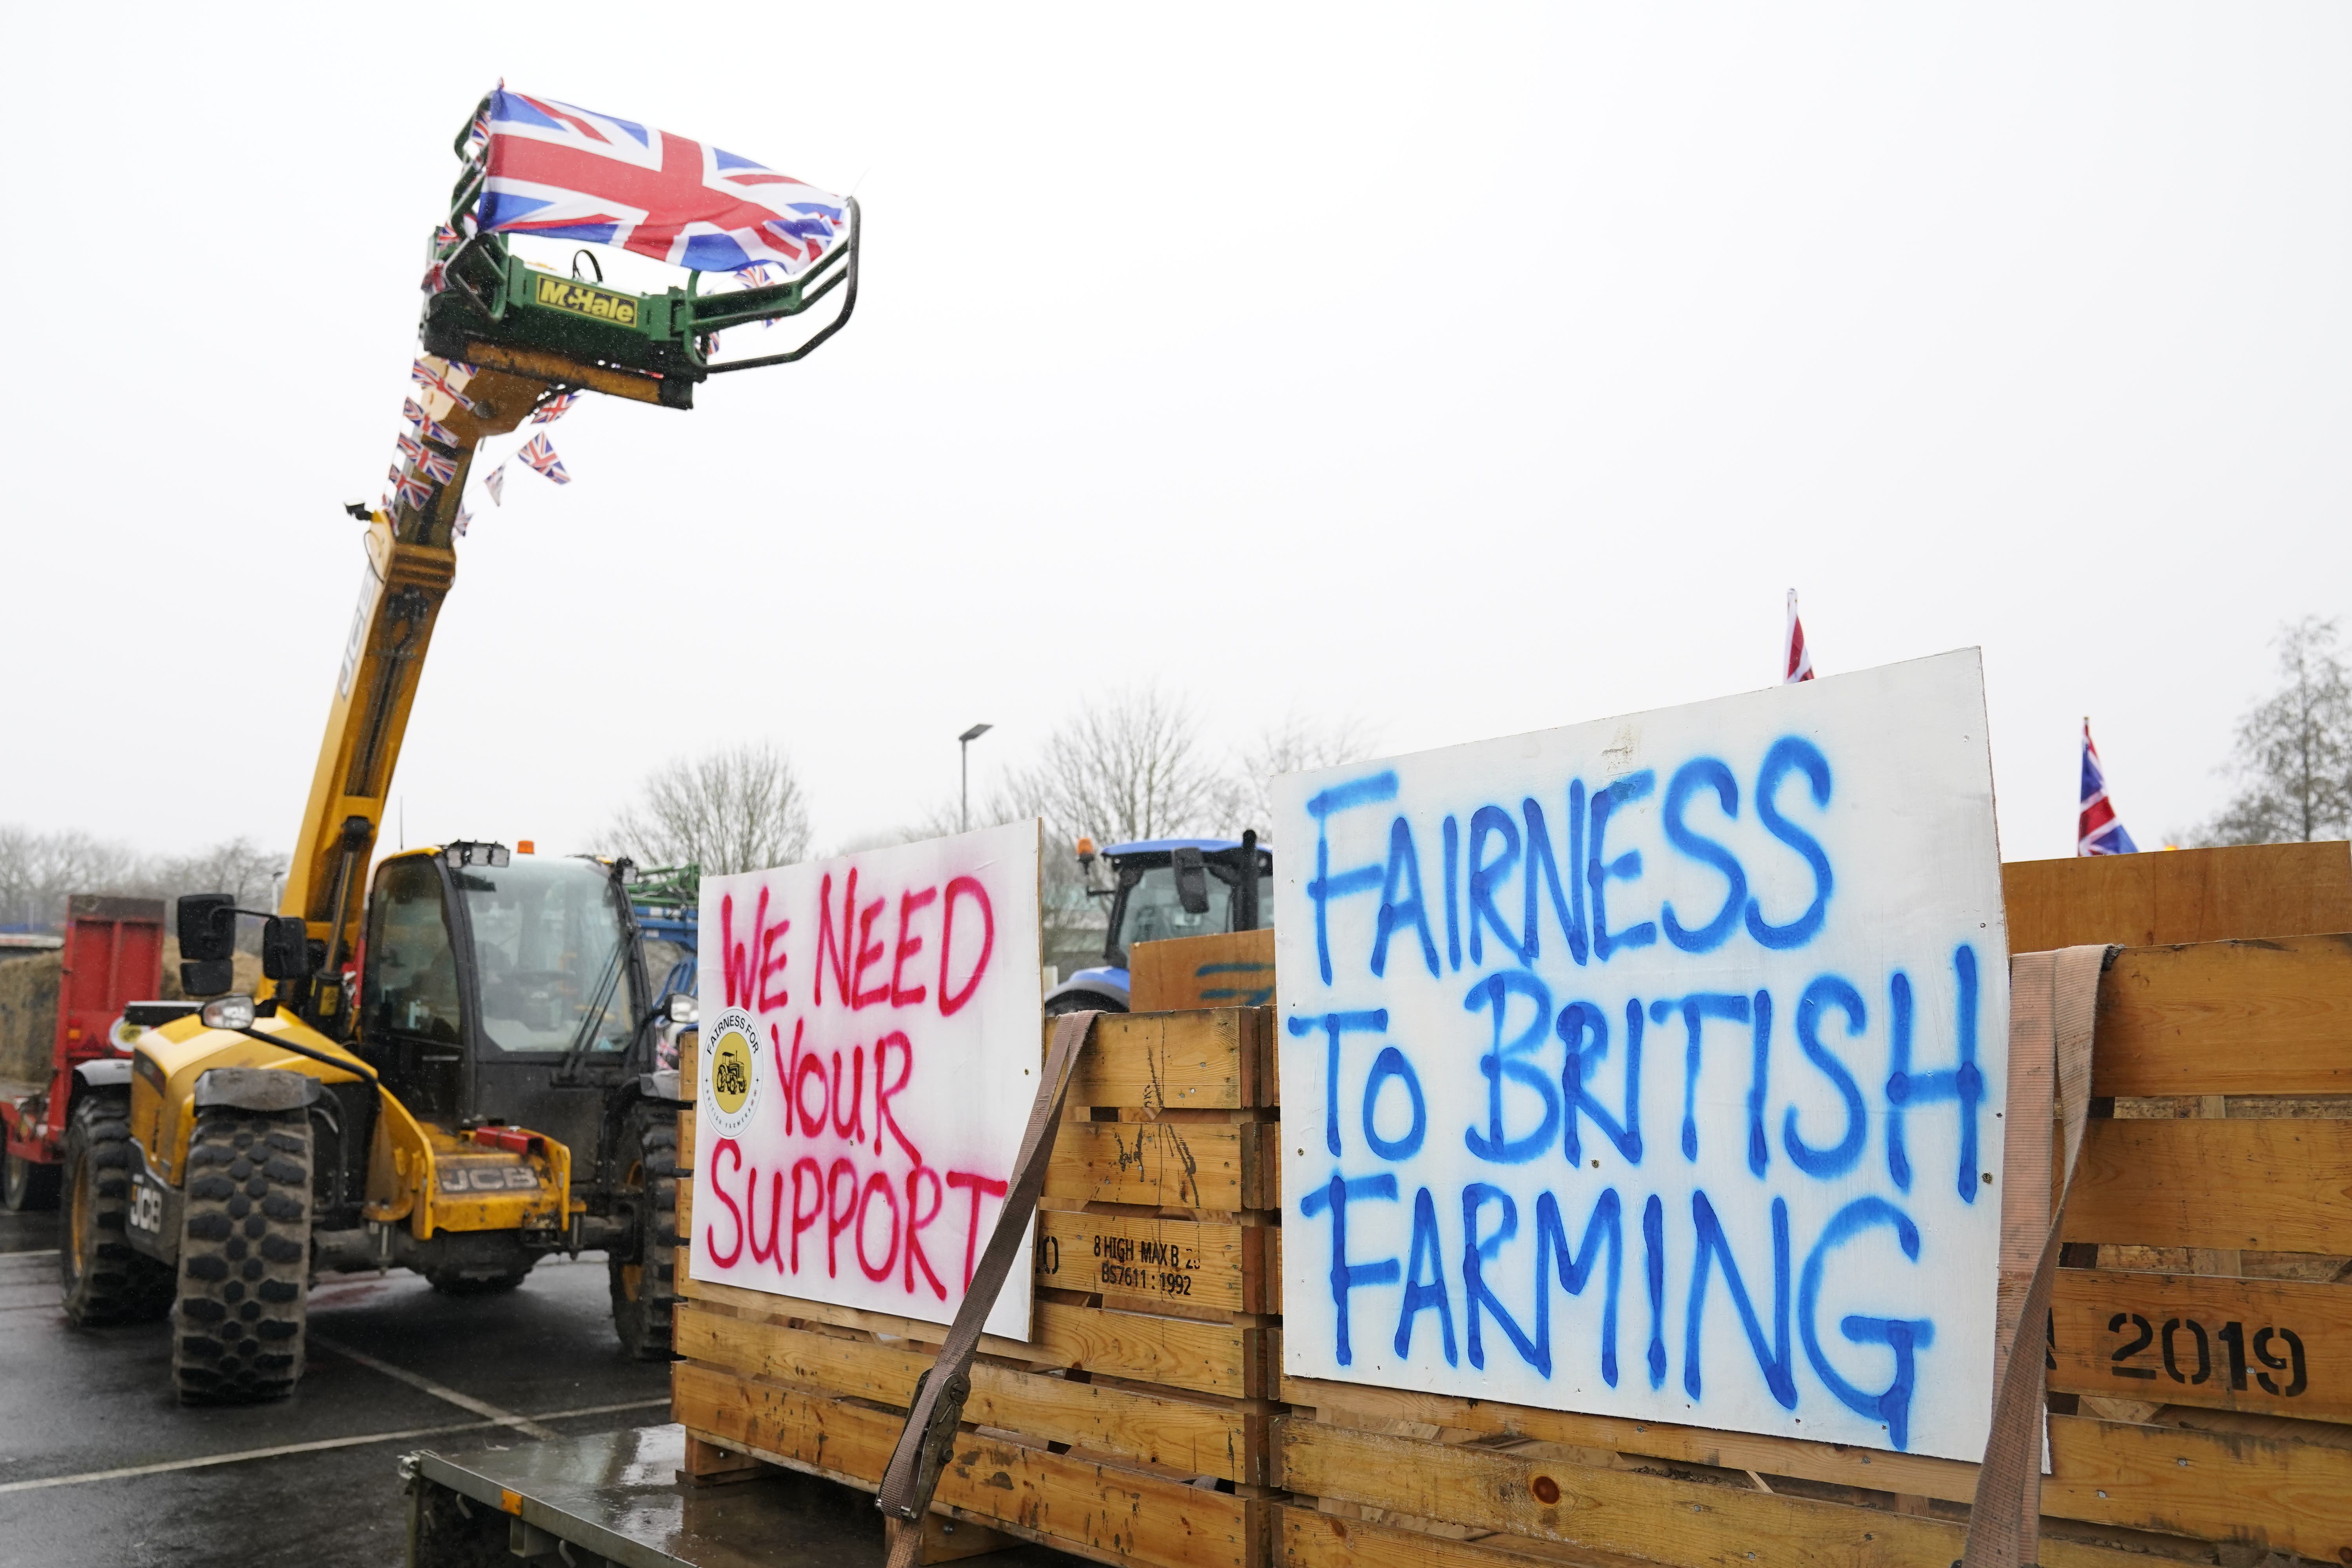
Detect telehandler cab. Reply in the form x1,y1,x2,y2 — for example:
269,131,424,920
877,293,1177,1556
59,89,857,1402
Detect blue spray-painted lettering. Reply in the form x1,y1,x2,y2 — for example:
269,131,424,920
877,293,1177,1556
1464,972,1559,1165
1466,806,1527,966
1885,944,1984,1201
1442,815,1462,972
1535,1188,1622,1387
1372,817,1440,979
1307,772,1397,984
1588,771,1659,960
1556,999,1643,1167
1744,739,1833,949
1298,1173,1400,1367
1290,1010,1388,1158
1395,1186,1458,1365
1642,1192,1667,1388
1520,797,1589,966
1656,992,1754,1166
1661,759,1746,954
1685,1190,1797,1408
1463,1185,1545,1372
1362,1045,1426,1161
1785,976,1867,1178
1800,1196,1935,1450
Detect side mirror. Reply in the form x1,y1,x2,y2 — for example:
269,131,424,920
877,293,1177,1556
261,916,314,981
1171,847,1210,916
667,993,699,1026
177,893,236,996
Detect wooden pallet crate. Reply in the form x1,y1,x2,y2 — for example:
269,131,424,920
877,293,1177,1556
671,1004,1284,1568
1272,929,2352,1568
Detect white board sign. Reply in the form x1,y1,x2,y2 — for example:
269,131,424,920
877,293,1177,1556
1272,651,2008,1460
690,821,1043,1341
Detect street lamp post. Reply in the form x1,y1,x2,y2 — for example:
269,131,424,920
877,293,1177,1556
958,723,993,831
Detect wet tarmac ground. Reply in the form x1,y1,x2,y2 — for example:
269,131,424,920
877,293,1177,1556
0,1210,673,1566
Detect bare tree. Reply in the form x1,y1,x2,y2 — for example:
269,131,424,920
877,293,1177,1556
2196,616,2352,846
606,742,813,875
1014,684,1224,846
0,827,289,932
1222,708,1381,834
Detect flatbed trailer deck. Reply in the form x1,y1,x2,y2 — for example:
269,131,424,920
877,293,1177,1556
402,1424,1078,1568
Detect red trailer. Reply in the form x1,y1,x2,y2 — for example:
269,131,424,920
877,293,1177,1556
1,896,165,1211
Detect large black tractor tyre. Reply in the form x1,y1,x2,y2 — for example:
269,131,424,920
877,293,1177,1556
172,1105,312,1403
5,1145,61,1212
608,1105,679,1360
1044,989,1125,1018
60,1093,172,1325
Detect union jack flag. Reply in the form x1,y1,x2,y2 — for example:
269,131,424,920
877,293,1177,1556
475,86,847,276
394,471,435,514
2078,719,2138,856
412,356,476,410
402,397,427,428
417,448,460,485
484,462,507,505
517,433,570,484
454,506,473,538
388,463,407,489
396,432,425,467
530,391,578,425
417,411,459,446
1783,590,1815,683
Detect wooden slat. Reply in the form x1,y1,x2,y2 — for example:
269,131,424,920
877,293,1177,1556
1278,1381,2352,1560
1278,1499,2157,1568
1273,1422,2152,1568
675,1362,1257,1568
1129,931,1277,1014
1279,1376,1976,1501
1047,1120,1275,1211
2043,1413,2352,1560
2063,1117,2352,1252
2002,842,2352,955
1036,1210,1265,1313
2092,935,2352,1097
680,1276,1267,1397
1058,1007,1267,1111
675,1305,1261,1481
2051,1268,2352,1424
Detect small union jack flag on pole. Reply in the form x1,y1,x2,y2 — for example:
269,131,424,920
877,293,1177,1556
518,433,570,484
395,432,425,467
1782,590,1815,683
2078,719,2138,856
417,448,460,485
529,392,578,425
394,471,436,514
402,398,427,428
484,461,507,505
417,412,459,446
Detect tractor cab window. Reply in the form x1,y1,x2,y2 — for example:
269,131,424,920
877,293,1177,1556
361,859,463,1044
1108,857,1277,964
457,858,636,1056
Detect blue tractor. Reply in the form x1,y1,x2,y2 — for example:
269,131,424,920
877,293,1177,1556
1042,831,1273,1015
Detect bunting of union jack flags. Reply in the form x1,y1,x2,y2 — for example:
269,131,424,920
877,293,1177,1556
518,433,570,484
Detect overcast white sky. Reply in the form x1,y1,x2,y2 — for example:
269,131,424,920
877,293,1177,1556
4,5,2346,869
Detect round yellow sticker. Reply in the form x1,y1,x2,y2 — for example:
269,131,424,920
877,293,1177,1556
708,1027,755,1117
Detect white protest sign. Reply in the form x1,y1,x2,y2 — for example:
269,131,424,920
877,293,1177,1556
1274,651,2008,1460
691,821,1043,1341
